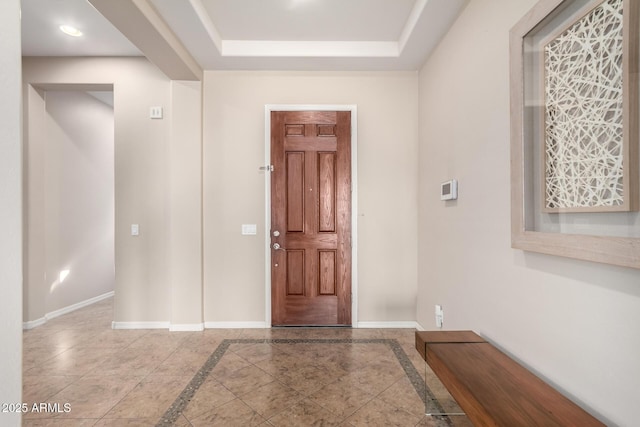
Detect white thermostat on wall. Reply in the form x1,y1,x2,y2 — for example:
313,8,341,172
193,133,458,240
440,179,458,201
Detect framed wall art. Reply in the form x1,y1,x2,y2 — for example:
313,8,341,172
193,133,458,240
510,0,640,268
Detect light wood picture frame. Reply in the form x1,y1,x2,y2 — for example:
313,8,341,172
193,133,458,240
510,0,640,269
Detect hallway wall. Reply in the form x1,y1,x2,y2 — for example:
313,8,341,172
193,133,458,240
24,90,114,324
417,1,640,425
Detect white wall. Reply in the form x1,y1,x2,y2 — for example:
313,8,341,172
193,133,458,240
0,0,22,424
203,71,419,325
417,1,640,425
24,90,114,323
169,80,203,330
22,58,202,327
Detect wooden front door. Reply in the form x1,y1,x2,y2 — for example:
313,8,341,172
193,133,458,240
271,110,352,326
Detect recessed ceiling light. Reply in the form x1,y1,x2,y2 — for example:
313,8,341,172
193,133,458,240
59,25,83,37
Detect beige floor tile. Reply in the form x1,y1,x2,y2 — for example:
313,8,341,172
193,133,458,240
25,346,119,377
180,332,222,352
307,377,375,419
240,380,303,419
23,329,102,351
229,342,282,364
210,351,253,379
238,328,290,339
182,376,237,420
321,347,379,372
200,328,244,339
277,363,345,396
93,418,158,426
39,307,111,330
186,398,266,427
345,328,384,339
378,376,426,419
171,414,194,427
23,346,70,372
23,375,81,405
152,347,213,376
341,359,405,395
125,330,192,351
218,365,276,396
254,351,305,377
267,398,344,427
90,345,174,376
22,418,98,426
103,375,192,420
345,397,422,427
25,374,143,420
75,329,150,349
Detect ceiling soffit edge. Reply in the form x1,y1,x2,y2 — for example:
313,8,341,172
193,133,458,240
187,0,427,58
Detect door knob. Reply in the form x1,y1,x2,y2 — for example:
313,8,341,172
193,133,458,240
273,243,285,251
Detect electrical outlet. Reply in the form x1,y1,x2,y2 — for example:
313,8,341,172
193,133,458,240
435,305,444,328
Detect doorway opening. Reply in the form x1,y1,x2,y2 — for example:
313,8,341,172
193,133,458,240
23,84,115,328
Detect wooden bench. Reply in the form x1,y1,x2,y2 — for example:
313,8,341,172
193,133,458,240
415,330,605,426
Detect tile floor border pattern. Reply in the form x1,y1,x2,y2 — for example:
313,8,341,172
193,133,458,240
156,338,450,427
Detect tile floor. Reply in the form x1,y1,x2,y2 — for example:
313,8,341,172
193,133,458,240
22,298,472,426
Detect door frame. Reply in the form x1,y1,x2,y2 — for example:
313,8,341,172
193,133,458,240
264,104,358,327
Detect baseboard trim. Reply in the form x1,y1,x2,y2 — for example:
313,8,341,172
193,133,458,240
356,321,418,329
23,317,47,330
23,291,115,330
112,321,171,330
170,323,205,332
205,321,268,329
27,312,417,331
46,291,115,321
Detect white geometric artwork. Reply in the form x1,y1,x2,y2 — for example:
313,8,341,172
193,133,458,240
544,0,625,211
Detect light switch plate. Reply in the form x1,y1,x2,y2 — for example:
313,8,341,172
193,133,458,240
131,224,139,236
149,106,163,119
241,224,257,235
